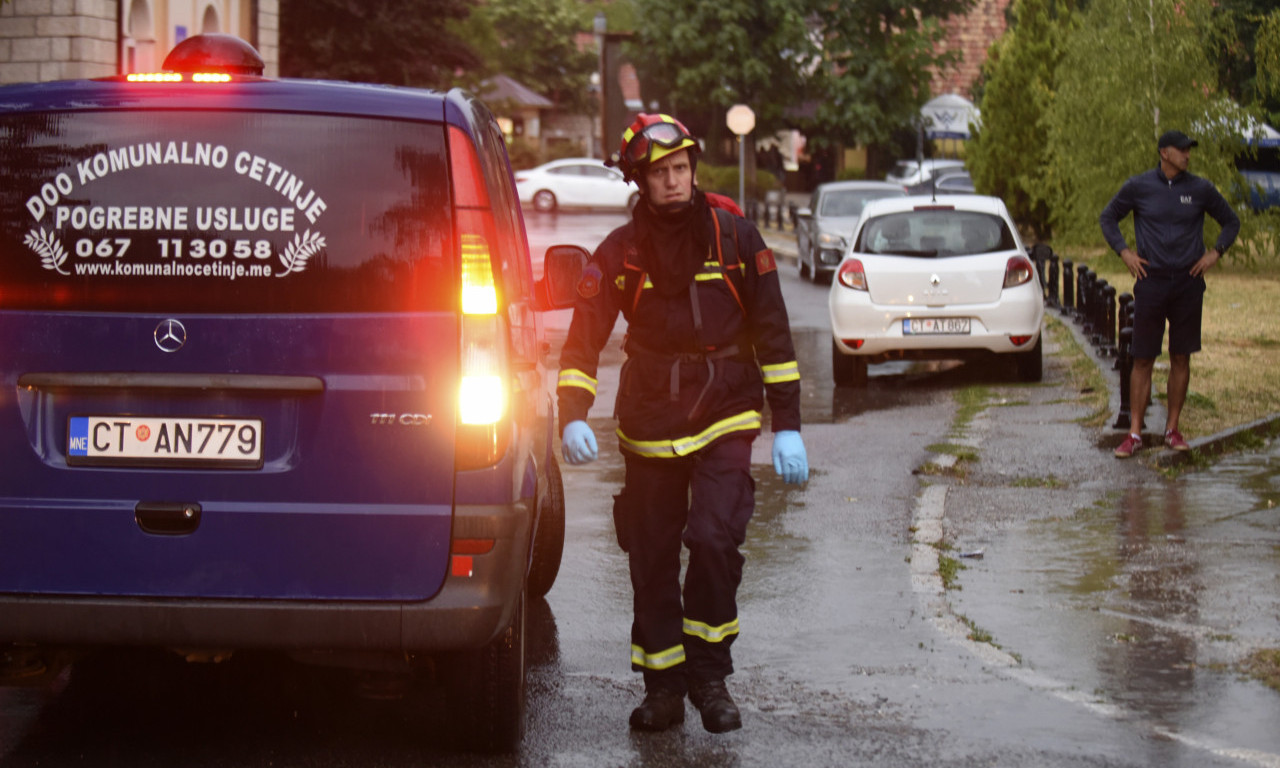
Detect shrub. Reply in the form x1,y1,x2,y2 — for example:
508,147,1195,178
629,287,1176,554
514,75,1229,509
697,163,782,200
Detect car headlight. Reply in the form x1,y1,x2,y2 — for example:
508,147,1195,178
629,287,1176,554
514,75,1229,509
816,232,847,250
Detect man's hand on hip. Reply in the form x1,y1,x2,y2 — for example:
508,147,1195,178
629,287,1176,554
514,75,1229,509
1119,248,1148,279
1190,248,1221,278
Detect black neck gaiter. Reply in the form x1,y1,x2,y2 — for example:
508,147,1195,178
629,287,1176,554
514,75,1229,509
634,189,710,296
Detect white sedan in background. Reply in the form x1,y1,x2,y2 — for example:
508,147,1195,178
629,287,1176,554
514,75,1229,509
828,195,1044,387
515,158,639,213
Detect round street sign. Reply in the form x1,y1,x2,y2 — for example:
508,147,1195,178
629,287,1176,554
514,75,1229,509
726,104,755,136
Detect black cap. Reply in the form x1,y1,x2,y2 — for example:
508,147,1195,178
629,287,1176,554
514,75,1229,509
1158,130,1198,150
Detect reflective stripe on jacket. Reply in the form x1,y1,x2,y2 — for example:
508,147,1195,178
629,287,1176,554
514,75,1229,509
557,200,801,454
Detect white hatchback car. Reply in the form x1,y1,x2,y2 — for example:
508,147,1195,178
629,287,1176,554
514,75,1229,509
515,157,639,213
828,195,1044,387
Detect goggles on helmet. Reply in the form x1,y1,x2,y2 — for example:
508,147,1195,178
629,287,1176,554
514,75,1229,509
622,121,695,166
610,115,699,182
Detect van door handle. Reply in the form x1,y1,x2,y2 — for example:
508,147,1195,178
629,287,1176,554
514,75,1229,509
135,502,202,535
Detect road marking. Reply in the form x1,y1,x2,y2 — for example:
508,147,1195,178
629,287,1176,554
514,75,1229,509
910,448,1280,768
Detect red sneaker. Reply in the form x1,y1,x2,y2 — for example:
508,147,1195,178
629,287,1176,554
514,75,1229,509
1165,429,1191,451
1114,433,1142,458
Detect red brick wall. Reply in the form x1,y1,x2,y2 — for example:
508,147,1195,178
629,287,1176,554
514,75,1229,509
930,0,1011,98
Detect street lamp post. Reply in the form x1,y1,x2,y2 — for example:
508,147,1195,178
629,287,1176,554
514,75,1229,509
726,104,755,213
594,13,607,160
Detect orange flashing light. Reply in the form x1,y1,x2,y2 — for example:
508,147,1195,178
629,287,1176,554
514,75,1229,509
127,73,183,82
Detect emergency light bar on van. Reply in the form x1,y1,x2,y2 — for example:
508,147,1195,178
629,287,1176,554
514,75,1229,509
125,73,234,83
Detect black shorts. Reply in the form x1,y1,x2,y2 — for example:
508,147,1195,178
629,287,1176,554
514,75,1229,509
1130,271,1206,359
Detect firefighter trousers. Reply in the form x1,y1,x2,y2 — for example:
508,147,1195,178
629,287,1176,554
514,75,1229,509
615,435,756,693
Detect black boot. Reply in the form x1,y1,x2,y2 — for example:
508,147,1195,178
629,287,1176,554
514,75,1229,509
688,679,742,733
628,688,686,731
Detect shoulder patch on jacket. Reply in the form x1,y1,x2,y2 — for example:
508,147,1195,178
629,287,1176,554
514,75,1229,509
577,263,603,298
755,248,777,275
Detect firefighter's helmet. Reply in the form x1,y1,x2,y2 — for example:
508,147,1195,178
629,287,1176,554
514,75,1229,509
607,113,699,183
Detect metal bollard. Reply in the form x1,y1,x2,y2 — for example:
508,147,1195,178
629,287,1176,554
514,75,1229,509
1061,259,1075,314
1077,267,1093,329
1088,277,1108,347
1101,283,1117,354
1114,326,1133,430
1046,251,1060,308
1115,292,1134,370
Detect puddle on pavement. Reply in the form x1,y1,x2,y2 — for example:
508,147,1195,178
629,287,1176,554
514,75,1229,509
955,438,1280,752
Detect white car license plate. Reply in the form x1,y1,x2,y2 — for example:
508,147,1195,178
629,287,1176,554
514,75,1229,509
68,415,263,467
903,318,971,335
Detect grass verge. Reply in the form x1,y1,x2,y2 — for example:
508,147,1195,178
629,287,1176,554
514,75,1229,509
1056,246,1280,437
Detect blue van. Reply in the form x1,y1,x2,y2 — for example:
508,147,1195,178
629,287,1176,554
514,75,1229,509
0,35,579,752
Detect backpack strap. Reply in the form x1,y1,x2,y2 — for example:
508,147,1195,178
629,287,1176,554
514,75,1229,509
710,207,747,317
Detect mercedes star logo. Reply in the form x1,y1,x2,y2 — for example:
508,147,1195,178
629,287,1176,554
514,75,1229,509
154,319,187,353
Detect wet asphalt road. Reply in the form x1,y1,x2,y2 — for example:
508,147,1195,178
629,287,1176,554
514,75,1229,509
1,210,1277,766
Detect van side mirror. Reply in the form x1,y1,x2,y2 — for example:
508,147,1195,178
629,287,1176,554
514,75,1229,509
535,245,589,311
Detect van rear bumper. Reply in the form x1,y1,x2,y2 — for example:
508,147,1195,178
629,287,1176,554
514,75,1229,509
0,502,531,656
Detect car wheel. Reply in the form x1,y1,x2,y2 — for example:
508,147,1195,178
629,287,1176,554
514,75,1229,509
832,338,868,388
445,588,527,753
527,456,565,599
532,190,557,213
1014,335,1043,383
626,192,640,212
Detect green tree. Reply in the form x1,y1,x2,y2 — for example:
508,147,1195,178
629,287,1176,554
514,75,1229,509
1208,0,1280,124
803,0,975,151
967,0,1074,241
453,0,599,113
627,0,817,157
1257,10,1280,106
279,0,479,88
627,0,973,165
1046,0,1242,245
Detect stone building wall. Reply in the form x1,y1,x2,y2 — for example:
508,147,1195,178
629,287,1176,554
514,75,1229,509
931,0,1011,98
0,0,118,83
0,0,279,85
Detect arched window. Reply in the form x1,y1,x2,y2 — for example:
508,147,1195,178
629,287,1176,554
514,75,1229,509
201,5,221,34
125,0,156,73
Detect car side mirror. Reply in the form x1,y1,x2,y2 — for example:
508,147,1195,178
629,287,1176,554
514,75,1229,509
796,208,812,219
535,244,589,311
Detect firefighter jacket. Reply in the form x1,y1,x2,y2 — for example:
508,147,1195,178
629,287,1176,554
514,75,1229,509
557,202,801,459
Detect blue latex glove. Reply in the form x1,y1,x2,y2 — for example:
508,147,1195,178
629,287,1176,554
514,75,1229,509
772,430,808,485
561,420,598,465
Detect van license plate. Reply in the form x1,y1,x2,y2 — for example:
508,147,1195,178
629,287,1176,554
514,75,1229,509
68,416,263,468
903,318,970,335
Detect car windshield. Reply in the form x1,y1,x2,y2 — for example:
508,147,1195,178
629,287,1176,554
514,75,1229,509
1,110,456,313
857,210,1016,257
818,190,898,218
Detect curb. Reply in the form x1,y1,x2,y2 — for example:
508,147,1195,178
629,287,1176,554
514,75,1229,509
1049,296,1280,467
1151,413,1280,467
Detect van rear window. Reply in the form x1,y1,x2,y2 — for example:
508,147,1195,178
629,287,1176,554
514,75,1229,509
1,111,455,313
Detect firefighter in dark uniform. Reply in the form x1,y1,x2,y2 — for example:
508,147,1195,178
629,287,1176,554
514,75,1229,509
557,114,808,734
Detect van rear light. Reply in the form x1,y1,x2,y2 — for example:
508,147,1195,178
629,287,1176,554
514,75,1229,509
1003,255,1035,288
1009,335,1035,347
836,258,868,291
451,128,511,469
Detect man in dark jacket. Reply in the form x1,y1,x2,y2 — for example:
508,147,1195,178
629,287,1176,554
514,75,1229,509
1099,129,1239,458
557,114,808,733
